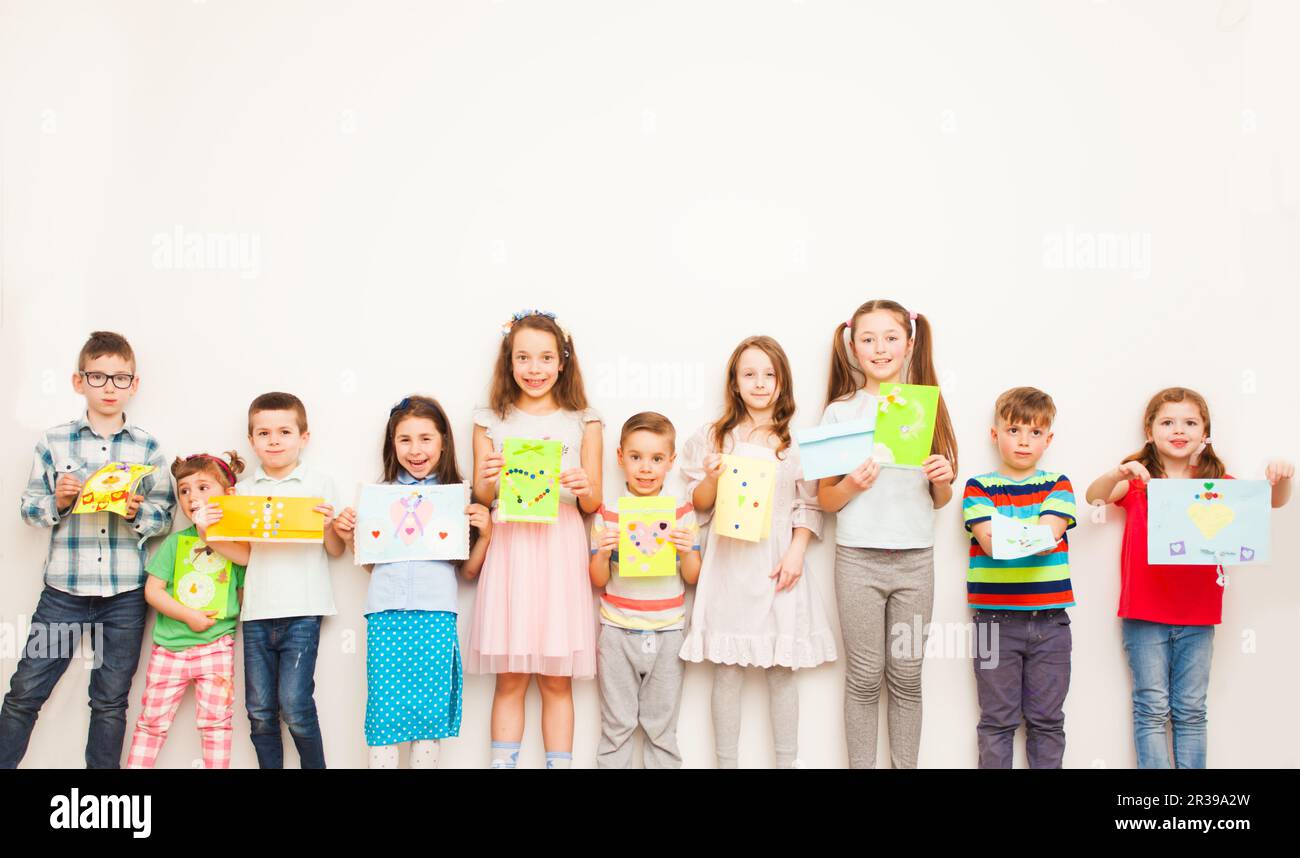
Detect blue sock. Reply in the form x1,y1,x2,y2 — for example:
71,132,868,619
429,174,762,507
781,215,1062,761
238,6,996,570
545,751,572,770
490,741,521,769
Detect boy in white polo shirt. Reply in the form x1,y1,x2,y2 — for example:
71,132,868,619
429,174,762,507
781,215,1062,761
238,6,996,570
232,392,345,768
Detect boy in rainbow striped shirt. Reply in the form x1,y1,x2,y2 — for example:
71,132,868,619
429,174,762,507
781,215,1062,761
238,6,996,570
962,387,1077,769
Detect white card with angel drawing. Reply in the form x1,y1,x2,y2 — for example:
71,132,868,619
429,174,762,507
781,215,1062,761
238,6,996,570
355,482,470,565
990,512,1059,560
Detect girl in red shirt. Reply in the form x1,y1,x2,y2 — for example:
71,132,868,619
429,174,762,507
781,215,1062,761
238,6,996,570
1086,387,1292,768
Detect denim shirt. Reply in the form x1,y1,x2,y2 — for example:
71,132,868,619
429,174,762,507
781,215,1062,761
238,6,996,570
363,470,460,616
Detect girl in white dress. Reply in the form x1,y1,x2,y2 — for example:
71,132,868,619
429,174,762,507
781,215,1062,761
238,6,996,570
679,335,836,768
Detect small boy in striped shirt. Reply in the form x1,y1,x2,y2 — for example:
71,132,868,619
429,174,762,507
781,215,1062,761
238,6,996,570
961,387,1077,769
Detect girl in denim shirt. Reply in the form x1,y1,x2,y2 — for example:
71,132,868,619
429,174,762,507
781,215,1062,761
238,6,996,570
335,395,491,768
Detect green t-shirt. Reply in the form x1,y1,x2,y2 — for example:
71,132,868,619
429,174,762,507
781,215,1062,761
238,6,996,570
146,526,246,651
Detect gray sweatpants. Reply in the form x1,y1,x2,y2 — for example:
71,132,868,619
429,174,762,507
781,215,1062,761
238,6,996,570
596,625,685,769
835,545,934,769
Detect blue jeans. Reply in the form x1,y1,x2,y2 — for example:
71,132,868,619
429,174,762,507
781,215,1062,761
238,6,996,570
242,615,326,768
1121,619,1214,769
0,584,146,768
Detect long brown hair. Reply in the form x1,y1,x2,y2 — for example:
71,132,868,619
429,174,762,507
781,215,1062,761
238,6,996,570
826,299,958,476
381,395,463,486
710,336,797,457
488,312,588,419
1121,387,1226,479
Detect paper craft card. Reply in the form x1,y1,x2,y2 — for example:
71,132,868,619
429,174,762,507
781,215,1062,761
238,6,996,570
795,416,876,481
1147,479,1271,565
715,454,776,542
498,437,562,523
990,513,1059,560
617,495,678,577
874,383,940,468
173,534,235,619
71,462,156,517
355,482,470,565
206,495,326,543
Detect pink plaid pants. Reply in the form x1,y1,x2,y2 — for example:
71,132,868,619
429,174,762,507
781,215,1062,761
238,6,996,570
127,635,236,769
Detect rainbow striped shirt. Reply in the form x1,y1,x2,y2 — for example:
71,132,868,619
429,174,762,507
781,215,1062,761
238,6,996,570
962,470,1077,610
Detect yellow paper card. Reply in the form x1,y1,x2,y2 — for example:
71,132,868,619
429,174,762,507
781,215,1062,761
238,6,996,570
207,495,326,543
617,495,678,578
71,462,157,517
715,454,776,542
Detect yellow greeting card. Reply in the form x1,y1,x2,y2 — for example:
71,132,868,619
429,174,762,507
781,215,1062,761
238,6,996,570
617,495,678,578
71,462,156,517
206,495,326,543
715,454,776,542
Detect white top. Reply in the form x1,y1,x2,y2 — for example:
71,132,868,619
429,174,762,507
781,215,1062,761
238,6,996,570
820,389,935,549
472,404,603,507
236,462,341,621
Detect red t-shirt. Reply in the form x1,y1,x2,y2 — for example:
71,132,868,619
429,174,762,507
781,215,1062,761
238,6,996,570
1116,477,1231,626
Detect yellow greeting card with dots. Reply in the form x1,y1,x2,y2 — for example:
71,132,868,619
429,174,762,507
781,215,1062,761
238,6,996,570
617,495,678,577
206,495,325,543
715,454,776,542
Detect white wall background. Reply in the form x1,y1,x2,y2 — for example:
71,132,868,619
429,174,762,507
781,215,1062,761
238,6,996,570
2,0,1298,768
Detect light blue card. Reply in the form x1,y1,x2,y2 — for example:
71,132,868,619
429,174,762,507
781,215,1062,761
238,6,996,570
354,482,470,565
1146,479,1270,565
795,416,876,481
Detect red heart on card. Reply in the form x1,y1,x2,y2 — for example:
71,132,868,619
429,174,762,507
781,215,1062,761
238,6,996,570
371,530,381,539
405,527,414,535
438,532,448,540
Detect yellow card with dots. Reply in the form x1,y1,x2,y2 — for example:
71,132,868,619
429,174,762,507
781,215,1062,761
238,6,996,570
715,454,776,542
617,495,678,577
206,495,325,543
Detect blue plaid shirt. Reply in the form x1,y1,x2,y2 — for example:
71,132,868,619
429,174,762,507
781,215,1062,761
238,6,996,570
19,412,176,596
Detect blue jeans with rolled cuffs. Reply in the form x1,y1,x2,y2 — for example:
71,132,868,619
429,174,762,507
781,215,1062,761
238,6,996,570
242,615,327,769
1121,618,1214,769
972,608,1072,769
0,584,146,768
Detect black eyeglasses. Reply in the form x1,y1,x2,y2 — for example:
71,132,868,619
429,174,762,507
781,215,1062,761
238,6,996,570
80,371,135,389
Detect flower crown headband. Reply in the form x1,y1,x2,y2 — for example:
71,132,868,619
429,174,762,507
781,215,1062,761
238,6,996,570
500,309,572,358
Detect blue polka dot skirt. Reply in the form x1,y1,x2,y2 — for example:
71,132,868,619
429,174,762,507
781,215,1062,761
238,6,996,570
365,610,463,746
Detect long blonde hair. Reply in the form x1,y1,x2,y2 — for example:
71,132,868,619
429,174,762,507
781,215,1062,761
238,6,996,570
710,335,796,457
825,299,958,475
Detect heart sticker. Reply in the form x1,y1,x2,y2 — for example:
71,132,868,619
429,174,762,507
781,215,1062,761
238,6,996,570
628,519,671,557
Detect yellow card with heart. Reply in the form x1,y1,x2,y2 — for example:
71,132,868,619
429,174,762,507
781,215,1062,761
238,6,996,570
617,495,678,577
71,462,157,517
715,454,776,542
206,495,326,543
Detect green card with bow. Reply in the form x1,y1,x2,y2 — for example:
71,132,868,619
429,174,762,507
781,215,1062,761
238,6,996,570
499,437,563,523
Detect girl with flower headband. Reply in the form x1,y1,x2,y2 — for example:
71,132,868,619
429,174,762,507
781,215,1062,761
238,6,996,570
818,299,958,768
127,451,249,768
1085,387,1292,768
333,395,492,768
468,310,603,769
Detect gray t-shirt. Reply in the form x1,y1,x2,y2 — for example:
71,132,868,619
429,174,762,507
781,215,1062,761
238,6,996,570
820,390,934,548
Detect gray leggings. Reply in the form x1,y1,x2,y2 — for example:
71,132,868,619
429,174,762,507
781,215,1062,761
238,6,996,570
711,664,799,768
835,545,934,769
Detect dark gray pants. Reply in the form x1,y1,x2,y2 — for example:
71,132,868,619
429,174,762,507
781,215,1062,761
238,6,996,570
972,609,1071,769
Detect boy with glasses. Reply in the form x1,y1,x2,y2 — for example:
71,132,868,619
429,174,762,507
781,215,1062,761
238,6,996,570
1,331,175,767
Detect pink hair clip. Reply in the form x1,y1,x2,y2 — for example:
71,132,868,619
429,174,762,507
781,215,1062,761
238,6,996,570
909,311,918,322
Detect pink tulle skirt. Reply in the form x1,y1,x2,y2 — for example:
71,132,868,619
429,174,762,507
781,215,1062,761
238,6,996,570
466,502,597,679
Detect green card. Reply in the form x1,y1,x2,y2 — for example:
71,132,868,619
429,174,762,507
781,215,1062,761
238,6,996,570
499,437,563,523
875,383,940,467
173,534,234,619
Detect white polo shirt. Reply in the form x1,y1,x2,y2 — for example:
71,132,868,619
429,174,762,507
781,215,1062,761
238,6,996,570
236,462,340,621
